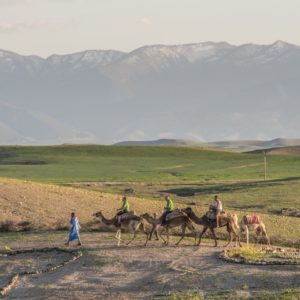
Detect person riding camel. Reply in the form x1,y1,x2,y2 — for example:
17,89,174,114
161,195,174,225
210,195,223,227
116,196,130,226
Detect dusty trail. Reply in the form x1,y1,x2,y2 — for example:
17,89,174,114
1,232,299,299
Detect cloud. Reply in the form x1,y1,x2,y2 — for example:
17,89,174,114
158,132,174,139
231,112,244,120
0,20,72,33
141,17,151,25
0,22,37,32
127,130,146,140
255,132,270,140
0,0,77,5
187,132,206,142
225,133,240,141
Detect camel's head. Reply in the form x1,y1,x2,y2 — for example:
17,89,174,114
140,213,150,218
93,211,102,218
182,207,193,214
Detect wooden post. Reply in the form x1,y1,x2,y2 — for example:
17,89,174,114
264,151,267,181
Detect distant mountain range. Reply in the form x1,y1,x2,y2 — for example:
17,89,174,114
114,139,194,146
114,138,300,152
1,41,300,144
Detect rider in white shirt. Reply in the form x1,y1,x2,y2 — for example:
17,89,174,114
211,195,223,227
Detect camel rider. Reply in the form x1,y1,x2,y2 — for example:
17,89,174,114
161,195,174,224
210,195,223,227
116,196,130,225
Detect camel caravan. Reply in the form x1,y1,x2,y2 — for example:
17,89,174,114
90,194,270,248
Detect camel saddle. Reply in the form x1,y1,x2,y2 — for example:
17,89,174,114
245,215,261,225
165,209,185,221
119,211,135,221
205,209,226,220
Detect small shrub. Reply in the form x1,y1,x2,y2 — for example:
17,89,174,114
18,220,34,231
228,247,265,261
0,220,17,232
52,220,69,231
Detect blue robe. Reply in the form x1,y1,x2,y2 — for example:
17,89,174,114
68,217,80,242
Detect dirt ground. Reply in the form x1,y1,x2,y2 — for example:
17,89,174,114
1,232,300,299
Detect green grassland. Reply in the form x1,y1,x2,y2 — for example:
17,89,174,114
88,177,300,215
1,145,300,247
0,145,300,183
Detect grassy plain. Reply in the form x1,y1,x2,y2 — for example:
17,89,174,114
0,145,300,183
1,145,300,246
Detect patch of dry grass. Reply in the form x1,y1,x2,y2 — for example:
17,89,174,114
0,177,164,231
1,177,300,248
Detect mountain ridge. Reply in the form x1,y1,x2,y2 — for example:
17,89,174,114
1,41,300,145
113,138,300,152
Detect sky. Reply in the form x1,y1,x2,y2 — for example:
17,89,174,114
0,0,300,57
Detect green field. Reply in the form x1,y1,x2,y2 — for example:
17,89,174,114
1,145,300,247
0,145,299,183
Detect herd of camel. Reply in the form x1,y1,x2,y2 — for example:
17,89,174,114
93,207,270,247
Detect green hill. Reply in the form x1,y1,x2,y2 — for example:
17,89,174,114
249,145,300,156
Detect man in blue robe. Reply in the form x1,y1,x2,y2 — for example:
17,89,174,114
66,212,82,246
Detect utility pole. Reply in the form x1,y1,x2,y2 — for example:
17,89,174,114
264,150,267,181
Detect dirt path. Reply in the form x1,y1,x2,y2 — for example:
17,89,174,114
1,232,299,299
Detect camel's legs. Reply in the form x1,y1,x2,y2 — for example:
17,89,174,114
166,228,170,246
124,223,149,246
149,225,155,240
141,223,149,246
235,230,242,247
209,227,218,247
198,227,208,246
232,229,242,247
187,223,197,245
158,227,167,244
224,230,233,248
126,223,138,246
175,224,186,245
127,231,137,245
227,224,241,248
159,227,168,245
118,230,122,246
149,225,160,241
245,226,249,247
115,229,122,246
265,232,270,246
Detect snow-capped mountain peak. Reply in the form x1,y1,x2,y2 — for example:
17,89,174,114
45,49,125,70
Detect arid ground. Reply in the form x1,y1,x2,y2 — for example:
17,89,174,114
1,177,300,299
1,232,300,300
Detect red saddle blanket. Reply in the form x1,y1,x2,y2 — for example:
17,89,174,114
246,215,261,225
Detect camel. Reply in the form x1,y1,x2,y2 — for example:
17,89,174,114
140,213,197,246
240,215,270,246
93,211,149,246
182,207,241,247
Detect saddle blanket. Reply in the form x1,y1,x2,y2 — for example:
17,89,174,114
246,215,261,225
120,212,134,220
166,209,184,221
206,209,226,220
206,210,216,220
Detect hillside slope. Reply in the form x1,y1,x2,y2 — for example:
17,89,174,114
1,178,300,247
249,145,300,155
0,178,163,229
